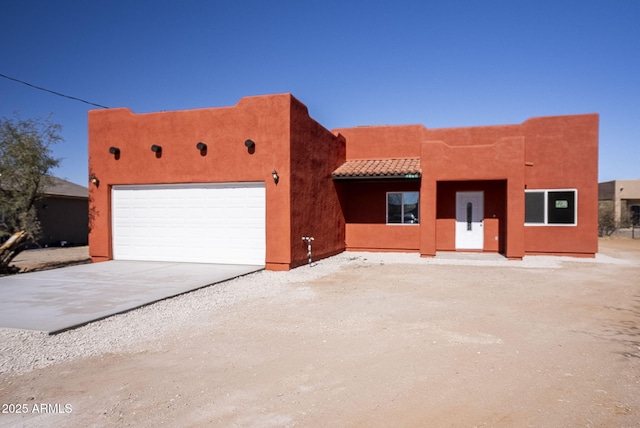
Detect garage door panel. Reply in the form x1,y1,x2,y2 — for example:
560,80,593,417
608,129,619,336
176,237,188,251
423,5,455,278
112,183,265,265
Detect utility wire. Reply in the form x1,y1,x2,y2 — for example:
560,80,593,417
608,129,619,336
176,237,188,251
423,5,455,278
0,72,109,109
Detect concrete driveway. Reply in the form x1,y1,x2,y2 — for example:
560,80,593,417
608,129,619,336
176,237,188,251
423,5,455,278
0,261,263,334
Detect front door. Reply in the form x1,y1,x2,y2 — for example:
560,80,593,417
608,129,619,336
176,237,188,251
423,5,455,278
455,191,484,250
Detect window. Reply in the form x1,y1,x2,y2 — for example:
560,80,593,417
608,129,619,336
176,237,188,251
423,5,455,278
525,189,577,226
387,192,419,224
630,205,640,226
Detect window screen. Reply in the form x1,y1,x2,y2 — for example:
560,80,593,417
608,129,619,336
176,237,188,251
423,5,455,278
525,191,545,224
387,193,403,223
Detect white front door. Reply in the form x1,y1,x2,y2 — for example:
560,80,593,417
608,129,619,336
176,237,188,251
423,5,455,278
455,191,484,250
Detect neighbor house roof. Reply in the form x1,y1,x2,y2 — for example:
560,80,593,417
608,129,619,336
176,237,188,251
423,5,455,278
43,176,88,199
332,158,421,179
0,176,88,199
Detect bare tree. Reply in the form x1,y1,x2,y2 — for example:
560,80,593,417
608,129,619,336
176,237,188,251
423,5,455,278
598,202,617,237
0,114,61,272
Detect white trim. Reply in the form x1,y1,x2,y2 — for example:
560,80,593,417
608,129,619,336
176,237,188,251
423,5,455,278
111,181,264,191
524,188,578,226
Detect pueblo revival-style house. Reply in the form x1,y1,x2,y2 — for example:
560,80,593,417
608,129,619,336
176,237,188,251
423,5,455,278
88,94,598,270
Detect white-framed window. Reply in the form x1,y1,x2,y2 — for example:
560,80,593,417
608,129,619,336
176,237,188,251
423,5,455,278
386,192,419,224
525,189,577,226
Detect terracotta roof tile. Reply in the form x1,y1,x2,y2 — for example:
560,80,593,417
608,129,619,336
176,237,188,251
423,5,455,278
332,158,421,179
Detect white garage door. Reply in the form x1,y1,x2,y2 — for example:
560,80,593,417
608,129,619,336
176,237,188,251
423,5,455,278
112,183,265,265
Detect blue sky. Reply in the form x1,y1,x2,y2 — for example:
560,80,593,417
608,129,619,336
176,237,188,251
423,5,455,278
1,0,638,186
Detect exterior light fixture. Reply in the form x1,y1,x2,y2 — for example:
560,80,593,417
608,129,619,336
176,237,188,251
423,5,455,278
272,170,279,185
109,146,120,155
151,145,162,153
244,139,255,149
196,142,207,151
90,174,99,186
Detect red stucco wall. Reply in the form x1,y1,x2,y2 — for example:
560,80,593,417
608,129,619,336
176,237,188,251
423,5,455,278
421,134,526,258
288,97,346,267
337,180,420,251
336,124,426,160
89,94,598,266
346,224,420,252
522,114,599,256
333,114,598,258
331,126,426,252
88,94,345,270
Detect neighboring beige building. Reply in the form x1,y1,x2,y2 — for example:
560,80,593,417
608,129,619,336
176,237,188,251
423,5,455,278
599,179,640,226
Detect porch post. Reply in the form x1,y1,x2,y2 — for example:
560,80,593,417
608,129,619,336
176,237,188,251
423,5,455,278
420,152,437,257
505,172,526,259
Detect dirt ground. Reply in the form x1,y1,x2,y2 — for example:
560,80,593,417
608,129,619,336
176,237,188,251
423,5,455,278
9,246,91,273
1,239,640,427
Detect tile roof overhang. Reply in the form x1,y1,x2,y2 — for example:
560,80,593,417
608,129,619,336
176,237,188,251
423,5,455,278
332,158,421,180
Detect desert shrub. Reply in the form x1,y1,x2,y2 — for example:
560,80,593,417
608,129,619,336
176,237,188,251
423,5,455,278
598,204,617,237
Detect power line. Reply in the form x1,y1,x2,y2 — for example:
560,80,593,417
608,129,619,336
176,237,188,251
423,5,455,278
0,72,109,109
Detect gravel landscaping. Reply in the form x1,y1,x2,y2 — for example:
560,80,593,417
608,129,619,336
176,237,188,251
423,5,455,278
2,245,633,377
0,238,639,427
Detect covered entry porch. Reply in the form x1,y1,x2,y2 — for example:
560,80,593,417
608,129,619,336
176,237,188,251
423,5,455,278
420,176,525,260
418,135,526,260
434,180,507,254
333,158,422,252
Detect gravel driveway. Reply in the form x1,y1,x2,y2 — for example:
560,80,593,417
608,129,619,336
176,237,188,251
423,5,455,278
1,239,639,427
